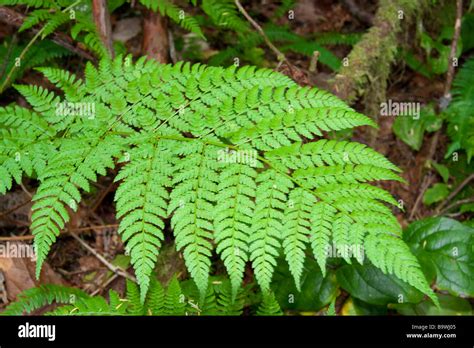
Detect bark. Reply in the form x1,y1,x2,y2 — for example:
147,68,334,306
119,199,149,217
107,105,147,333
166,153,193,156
142,10,170,63
92,0,114,58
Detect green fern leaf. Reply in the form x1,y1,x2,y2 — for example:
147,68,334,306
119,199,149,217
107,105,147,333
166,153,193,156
256,291,282,316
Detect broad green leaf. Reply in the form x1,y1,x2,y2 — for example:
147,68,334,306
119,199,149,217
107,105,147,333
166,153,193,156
392,294,472,315
341,297,387,315
336,264,424,306
423,183,449,205
392,105,441,151
271,259,338,312
431,161,450,183
403,217,474,297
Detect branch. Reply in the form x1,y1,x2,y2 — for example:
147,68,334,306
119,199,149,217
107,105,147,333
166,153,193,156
92,0,114,58
409,174,434,220
332,0,421,102
436,173,474,214
438,196,474,216
441,0,463,105
69,231,136,282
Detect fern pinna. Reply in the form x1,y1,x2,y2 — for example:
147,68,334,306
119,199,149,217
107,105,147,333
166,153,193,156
0,55,437,305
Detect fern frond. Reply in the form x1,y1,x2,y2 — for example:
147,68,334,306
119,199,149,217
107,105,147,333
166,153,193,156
163,276,186,315
125,279,145,315
282,188,315,290
229,108,376,151
332,213,353,264
266,140,400,172
256,291,282,316
40,11,71,39
309,201,336,275
19,9,55,32
202,0,249,32
114,139,172,302
1,284,89,315
250,169,293,291
315,183,399,206
0,55,432,303
32,135,125,277
293,164,404,188
445,57,474,161
48,296,123,316
36,67,85,101
214,280,244,315
0,40,71,89
168,143,219,298
214,162,257,298
0,106,56,193
365,233,439,306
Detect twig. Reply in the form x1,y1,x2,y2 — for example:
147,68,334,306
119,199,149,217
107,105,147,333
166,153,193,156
438,196,474,216
442,0,463,104
416,0,463,216
19,182,32,198
309,51,320,73
90,181,116,212
92,0,114,58
69,231,136,282
0,199,31,219
436,173,474,213
91,273,118,296
409,174,434,220
234,0,286,63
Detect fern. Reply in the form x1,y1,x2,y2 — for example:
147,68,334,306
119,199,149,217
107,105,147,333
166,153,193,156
201,0,249,32
0,55,436,305
365,233,438,306
1,284,89,315
256,291,282,316
0,40,71,89
214,162,256,298
272,0,295,19
1,1,109,59
2,276,260,316
444,57,474,162
264,24,346,71
114,141,172,301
